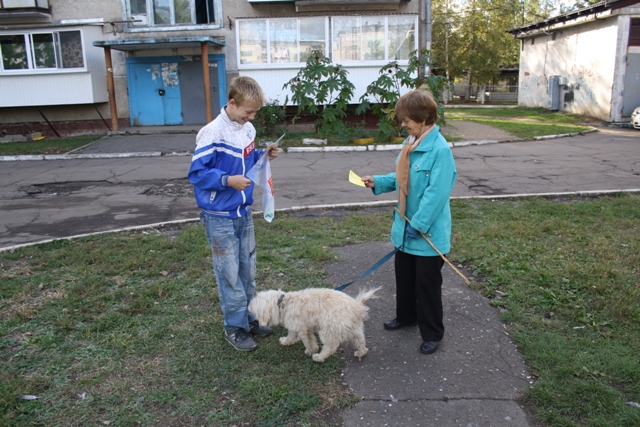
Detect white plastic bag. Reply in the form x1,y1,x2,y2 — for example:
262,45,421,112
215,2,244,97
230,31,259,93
247,150,275,222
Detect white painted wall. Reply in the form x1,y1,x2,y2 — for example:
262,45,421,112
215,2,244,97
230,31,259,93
241,65,414,106
518,17,618,121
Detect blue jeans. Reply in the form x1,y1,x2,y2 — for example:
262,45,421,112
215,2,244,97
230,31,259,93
200,211,257,331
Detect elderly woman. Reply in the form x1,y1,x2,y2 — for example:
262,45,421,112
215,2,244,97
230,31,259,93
362,87,457,355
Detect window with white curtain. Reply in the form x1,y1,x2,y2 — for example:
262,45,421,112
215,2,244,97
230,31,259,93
238,17,327,67
237,15,417,68
332,15,416,63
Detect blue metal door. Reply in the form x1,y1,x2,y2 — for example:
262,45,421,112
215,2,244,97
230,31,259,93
128,61,182,126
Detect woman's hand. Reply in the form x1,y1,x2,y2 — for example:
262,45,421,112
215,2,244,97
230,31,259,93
361,175,375,188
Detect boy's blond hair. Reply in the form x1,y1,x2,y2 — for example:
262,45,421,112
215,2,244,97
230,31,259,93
228,76,265,107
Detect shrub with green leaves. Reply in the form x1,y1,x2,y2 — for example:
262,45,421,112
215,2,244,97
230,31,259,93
254,99,287,139
357,49,449,139
283,50,355,138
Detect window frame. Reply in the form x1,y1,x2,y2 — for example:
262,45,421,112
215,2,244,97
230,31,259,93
236,17,330,70
332,15,417,64
0,29,86,74
236,15,418,70
126,0,222,31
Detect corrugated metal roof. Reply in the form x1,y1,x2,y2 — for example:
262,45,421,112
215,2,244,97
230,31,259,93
506,0,638,34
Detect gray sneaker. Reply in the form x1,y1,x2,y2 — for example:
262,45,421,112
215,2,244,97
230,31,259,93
224,328,258,351
249,320,272,337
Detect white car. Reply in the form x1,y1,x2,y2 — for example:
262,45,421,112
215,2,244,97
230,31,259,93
632,107,640,130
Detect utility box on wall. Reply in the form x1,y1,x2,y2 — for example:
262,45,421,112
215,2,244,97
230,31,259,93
548,75,561,110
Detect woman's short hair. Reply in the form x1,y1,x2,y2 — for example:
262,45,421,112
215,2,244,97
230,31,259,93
395,86,439,125
228,76,265,107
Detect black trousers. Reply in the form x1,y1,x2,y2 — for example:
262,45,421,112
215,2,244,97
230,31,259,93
394,250,445,342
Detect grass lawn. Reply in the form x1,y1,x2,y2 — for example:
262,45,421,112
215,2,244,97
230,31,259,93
446,107,588,124
453,194,640,427
446,107,595,140
1,194,639,426
0,136,103,156
450,117,592,140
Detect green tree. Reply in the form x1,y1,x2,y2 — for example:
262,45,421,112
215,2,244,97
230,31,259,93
357,49,448,139
431,0,567,88
431,0,466,83
458,0,520,89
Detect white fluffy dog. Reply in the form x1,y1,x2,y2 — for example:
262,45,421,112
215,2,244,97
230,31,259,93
248,287,380,363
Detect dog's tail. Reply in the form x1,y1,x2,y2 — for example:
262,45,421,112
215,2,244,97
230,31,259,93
355,287,381,305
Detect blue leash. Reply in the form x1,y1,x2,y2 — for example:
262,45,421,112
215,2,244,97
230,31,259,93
334,248,398,291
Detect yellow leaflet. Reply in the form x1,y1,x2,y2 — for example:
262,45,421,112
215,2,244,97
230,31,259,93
349,170,366,187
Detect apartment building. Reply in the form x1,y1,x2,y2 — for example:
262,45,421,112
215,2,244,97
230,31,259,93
0,0,428,134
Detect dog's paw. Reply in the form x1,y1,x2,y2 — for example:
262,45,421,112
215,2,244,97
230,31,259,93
279,337,292,346
312,353,326,363
354,347,368,361
304,345,319,355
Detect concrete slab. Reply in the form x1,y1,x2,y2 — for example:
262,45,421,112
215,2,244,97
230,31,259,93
327,241,536,427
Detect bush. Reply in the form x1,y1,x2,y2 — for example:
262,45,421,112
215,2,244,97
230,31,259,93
254,99,287,138
283,50,355,138
357,49,449,140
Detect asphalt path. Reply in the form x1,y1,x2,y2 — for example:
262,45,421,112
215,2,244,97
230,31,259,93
1,126,638,250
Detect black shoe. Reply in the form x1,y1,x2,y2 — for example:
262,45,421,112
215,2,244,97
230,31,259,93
420,340,440,354
384,318,418,330
249,320,272,337
225,328,258,351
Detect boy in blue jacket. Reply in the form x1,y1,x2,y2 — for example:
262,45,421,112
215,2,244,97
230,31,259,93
188,76,279,351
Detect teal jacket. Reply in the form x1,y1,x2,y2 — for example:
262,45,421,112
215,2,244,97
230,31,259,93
372,126,457,256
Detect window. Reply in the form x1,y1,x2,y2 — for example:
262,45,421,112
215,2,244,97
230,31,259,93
239,19,267,65
0,34,27,70
0,30,84,72
238,15,417,68
270,18,297,63
387,16,416,61
629,18,640,47
238,17,327,67
332,15,416,62
129,0,218,27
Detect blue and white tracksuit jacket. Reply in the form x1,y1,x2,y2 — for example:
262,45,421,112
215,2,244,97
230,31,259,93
188,107,265,218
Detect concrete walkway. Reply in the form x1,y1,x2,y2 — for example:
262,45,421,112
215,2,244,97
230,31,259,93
329,241,535,426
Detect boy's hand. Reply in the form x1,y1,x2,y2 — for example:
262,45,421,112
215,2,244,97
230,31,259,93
267,144,279,160
228,175,251,191
361,175,375,188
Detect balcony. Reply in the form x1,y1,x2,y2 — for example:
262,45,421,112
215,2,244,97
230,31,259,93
0,0,52,24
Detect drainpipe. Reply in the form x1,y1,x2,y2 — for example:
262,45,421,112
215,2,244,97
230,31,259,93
425,0,431,52
421,0,432,77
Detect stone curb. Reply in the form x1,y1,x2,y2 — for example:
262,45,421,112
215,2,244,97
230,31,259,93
0,152,162,162
0,128,599,161
533,127,598,140
3,187,638,253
